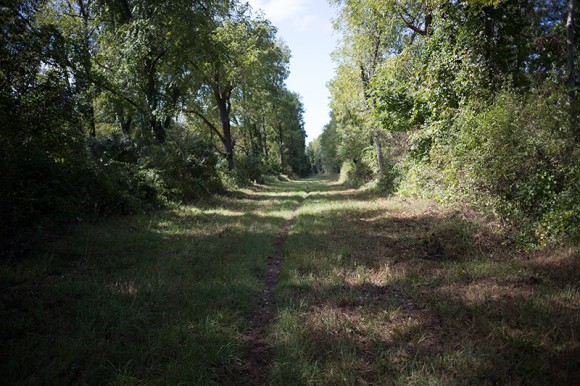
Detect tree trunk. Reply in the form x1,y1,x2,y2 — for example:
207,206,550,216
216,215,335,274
222,120,234,170
277,123,284,168
262,116,269,159
78,0,96,145
87,103,95,146
248,123,255,156
216,90,235,169
119,113,132,135
145,58,166,143
150,119,166,143
567,0,577,135
373,130,384,173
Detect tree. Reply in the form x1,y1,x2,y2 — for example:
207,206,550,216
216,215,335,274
187,5,289,169
330,0,418,174
318,115,342,174
323,0,580,242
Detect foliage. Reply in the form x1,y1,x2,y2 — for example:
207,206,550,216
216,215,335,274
431,88,579,244
0,0,309,253
323,0,579,245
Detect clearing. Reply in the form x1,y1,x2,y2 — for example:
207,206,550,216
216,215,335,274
1,175,578,384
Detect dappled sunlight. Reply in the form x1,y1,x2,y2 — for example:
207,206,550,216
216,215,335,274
339,264,400,287
5,175,578,385
238,188,307,199
436,279,534,307
295,199,378,216
306,188,359,198
201,208,247,217
259,209,294,219
273,175,580,384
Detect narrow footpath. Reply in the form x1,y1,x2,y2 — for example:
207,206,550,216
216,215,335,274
237,190,309,384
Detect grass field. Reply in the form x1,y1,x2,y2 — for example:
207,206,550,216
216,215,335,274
1,175,578,384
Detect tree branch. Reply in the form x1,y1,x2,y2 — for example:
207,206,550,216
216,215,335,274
187,109,226,144
397,9,427,36
88,71,143,112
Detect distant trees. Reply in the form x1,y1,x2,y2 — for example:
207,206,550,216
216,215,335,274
0,0,309,253
307,116,341,175
324,0,579,244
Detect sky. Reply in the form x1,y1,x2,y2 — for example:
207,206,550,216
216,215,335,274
246,0,338,143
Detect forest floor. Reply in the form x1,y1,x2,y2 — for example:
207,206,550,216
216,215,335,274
1,175,579,385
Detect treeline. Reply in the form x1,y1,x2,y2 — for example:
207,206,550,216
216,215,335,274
1,0,310,252
310,0,579,245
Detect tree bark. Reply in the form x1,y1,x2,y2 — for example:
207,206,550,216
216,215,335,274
119,114,132,135
77,0,96,144
89,104,96,139
262,115,269,159
144,58,163,143
372,130,384,173
360,59,384,174
214,83,235,169
277,123,284,168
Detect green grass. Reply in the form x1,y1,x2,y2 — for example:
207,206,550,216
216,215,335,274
271,178,580,385
1,174,578,385
0,180,304,385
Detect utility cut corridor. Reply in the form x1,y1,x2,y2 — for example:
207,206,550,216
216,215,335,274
2,176,579,385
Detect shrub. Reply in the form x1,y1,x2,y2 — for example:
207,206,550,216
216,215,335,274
235,154,267,184
338,158,373,187
147,130,223,199
426,87,579,245
0,146,138,255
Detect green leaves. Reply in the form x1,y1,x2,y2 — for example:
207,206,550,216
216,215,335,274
325,0,579,244
1,0,308,252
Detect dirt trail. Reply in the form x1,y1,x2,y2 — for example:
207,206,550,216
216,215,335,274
236,191,309,385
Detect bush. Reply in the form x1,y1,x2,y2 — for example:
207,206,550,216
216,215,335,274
146,130,223,199
339,158,373,187
1,126,225,256
235,154,267,184
0,146,138,255
374,161,400,194
423,87,579,245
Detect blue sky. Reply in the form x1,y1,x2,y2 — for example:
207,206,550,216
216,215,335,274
246,0,337,143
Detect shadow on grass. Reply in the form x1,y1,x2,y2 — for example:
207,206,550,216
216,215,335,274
0,176,314,385
274,186,580,385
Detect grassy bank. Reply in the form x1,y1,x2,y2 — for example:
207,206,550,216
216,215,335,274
2,175,578,384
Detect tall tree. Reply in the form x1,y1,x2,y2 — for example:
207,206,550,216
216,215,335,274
331,0,412,173
187,6,289,169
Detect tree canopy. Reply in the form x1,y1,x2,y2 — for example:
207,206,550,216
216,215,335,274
0,0,309,251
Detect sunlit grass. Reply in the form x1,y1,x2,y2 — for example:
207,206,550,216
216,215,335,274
271,177,580,385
